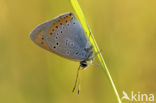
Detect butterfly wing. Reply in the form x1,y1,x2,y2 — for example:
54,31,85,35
30,13,68,52
30,13,91,61
29,17,57,52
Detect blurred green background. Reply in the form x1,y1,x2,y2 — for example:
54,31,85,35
0,0,156,103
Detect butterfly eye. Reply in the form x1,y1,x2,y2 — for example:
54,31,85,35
80,61,88,68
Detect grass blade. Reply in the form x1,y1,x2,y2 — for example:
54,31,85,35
69,0,122,103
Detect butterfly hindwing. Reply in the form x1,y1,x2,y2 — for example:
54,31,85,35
45,13,89,61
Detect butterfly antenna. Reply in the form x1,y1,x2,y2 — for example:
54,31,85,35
89,49,102,67
78,67,81,94
72,65,81,94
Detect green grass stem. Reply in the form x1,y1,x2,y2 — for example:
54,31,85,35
69,0,122,103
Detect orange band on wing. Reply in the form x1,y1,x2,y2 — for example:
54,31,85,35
48,15,73,34
34,30,51,51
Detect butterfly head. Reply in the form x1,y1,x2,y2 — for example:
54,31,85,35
80,61,88,68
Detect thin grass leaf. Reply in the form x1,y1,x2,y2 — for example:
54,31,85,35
69,0,122,103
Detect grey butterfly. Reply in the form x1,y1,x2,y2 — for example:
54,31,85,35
30,12,94,94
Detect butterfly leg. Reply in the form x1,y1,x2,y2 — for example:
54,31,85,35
89,49,102,60
91,59,100,67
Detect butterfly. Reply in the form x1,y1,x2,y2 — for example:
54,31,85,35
30,12,94,94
